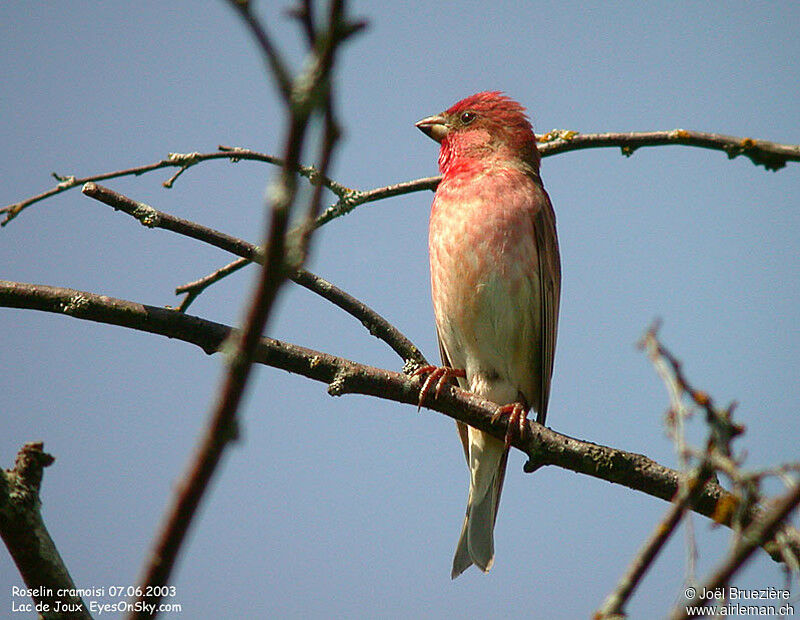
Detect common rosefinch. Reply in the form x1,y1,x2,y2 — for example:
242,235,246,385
415,92,561,578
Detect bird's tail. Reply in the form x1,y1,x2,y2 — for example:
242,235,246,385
451,428,508,579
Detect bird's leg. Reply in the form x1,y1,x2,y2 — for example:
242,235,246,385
491,401,528,449
411,365,466,411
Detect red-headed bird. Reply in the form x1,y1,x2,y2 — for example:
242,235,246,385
415,92,561,578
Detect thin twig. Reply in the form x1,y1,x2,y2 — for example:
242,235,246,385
670,480,800,620
83,183,427,368
81,182,260,260
598,324,799,618
174,257,251,312
596,462,717,619
640,320,743,457
314,128,800,227
596,324,749,617
128,3,356,617
312,175,441,228
129,119,299,620
10,128,793,229
4,126,797,230
287,0,316,43
292,94,340,266
80,182,424,365
1,147,346,227
174,172,442,309
3,279,799,567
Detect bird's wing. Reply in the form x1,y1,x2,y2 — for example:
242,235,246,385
531,188,561,425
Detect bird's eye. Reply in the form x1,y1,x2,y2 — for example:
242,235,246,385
460,111,476,125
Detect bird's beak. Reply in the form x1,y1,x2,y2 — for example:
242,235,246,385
415,114,449,143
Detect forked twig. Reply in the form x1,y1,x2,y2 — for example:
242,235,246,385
81,182,424,366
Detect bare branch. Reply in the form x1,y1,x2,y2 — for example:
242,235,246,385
597,463,718,619
173,172,442,307
4,126,796,234
9,127,793,228
292,94,341,266
286,0,316,43
2,279,798,567
128,4,358,617
312,175,441,228
1,147,346,227
80,182,422,365
670,480,800,620
598,324,798,618
1,442,91,620
174,257,251,312
81,182,260,260
290,268,426,367
639,321,743,457
597,324,726,617
313,128,800,228
537,129,800,171
129,122,298,619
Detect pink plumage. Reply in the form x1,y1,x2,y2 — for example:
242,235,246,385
416,92,561,577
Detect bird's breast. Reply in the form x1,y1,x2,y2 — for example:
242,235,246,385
428,167,542,402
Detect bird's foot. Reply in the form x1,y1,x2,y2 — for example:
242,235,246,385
411,365,466,411
491,402,528,449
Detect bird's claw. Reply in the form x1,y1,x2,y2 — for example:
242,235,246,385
411,365,466,411
491,402,528,449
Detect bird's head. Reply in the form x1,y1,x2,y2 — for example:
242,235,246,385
416,91,539,175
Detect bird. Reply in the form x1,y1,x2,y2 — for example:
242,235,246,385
414,92,561,578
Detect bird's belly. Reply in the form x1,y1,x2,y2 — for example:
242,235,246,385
430,220,540,405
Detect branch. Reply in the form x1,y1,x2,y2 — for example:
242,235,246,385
29,125,794,307
3,279,798,566
128,3,360,618
80,182,425,366
287,0,316,44
173,174,442,309
671,480,800,620
597,463,718,619
0,147,347,227
10,126,792,229
314,128,800,227
598,324,797,618
80,182,260,261
1,442,92,620
130,94,299,620
597,327,732,617
312,175,441,228
313,128,800,227
174,257,251,312
537,129,800,171
289,268,426,367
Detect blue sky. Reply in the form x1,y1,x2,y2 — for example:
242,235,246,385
2,1,799,618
